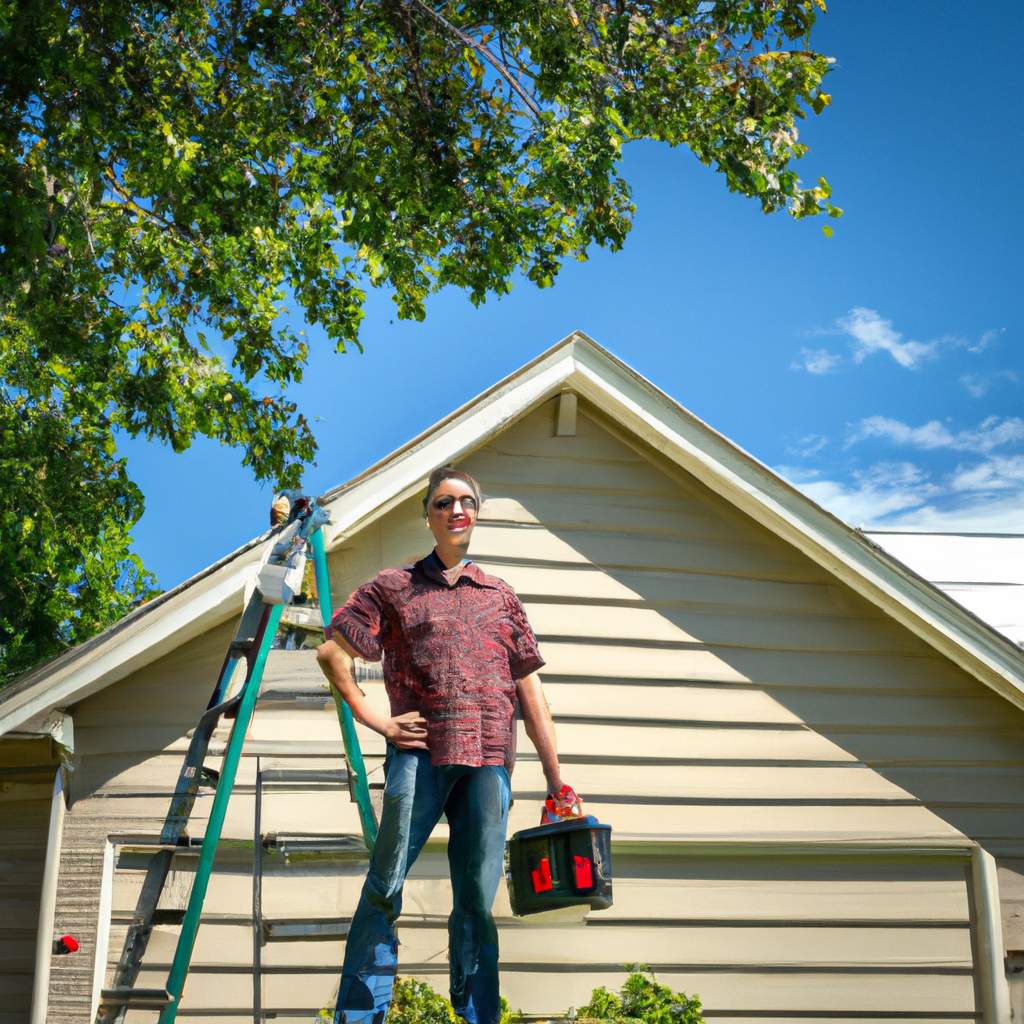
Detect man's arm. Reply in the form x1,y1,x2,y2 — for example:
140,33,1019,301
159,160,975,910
515,671,563,794
315,636,428,749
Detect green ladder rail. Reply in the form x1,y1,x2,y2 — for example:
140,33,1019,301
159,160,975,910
97,592,278,1024
157,599,283,1023
311,526,378,853
96,499,378,1023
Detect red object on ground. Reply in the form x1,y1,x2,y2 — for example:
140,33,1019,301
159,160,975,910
54,935,79,954
531,857,553,893
573,855,594,889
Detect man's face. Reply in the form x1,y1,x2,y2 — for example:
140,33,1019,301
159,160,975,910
426,478,479,551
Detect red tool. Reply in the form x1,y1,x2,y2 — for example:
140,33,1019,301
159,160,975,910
541,783,583,823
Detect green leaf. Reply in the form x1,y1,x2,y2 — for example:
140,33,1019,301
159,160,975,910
0,0,837,679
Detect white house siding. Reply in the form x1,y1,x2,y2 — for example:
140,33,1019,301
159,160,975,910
0,737,60,1024
35,395,1024,1021
327,397,1023,1020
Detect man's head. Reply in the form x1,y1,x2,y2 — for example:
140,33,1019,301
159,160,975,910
423,466,482,558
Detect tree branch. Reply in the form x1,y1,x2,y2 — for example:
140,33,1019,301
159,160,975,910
405,0,541,118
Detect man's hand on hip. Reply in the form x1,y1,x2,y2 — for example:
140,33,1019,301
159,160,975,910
385,711,429,750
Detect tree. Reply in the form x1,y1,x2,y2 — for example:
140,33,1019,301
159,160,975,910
0,0,839,679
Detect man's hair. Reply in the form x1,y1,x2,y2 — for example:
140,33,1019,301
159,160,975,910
422,466,482,517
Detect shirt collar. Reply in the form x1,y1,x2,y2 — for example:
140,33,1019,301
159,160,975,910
417,550,495,588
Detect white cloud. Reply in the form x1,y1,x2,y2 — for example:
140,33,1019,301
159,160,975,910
791,348,842,374
777,454,1024,533
959,369,1018,398
836,308,937,369
874,496,1024,533
778,461,941,525
846,415,1024,454
786,433,829,458
807,311,1007,375
963,328,1003,354
949,455,1024,492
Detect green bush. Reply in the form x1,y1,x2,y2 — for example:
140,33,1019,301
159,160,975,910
386,978,458,1024
320,979,520,1024
580,968,703,1024
320,970,700,1024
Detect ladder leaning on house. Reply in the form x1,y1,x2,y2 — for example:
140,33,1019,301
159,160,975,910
95,499,378,1024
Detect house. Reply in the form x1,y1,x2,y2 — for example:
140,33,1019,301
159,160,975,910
2,332,1023,1023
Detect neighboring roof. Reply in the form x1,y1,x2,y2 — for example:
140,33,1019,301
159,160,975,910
865,531,1024,646
4,331,1024,738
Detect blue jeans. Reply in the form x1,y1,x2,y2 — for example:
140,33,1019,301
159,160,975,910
335,747,511,1024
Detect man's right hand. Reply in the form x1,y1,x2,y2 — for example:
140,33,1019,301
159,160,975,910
385,711,429,750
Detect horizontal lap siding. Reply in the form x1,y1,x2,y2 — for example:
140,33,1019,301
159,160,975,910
459,399,1022,1016
0,768,55,1024
44,623,239,1023
48,398,1023,1020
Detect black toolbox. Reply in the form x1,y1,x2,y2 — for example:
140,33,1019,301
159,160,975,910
504,815,612,917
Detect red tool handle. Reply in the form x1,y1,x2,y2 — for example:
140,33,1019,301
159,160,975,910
541,783,584,824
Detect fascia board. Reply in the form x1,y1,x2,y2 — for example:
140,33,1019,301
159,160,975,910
567,343,1024,713
0,550,260,737
320,346,576,549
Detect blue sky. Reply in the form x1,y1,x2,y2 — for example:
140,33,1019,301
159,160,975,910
123,2,1024,591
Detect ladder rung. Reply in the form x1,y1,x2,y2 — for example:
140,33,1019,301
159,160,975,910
240,740,347,756
263,917,351,942
229,638,255,651
260,768,348,785
100,987,172,1008
266,833,367,856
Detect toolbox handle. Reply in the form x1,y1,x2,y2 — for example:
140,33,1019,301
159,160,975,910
541,783,587,824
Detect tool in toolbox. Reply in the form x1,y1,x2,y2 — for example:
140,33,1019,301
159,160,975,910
505,785,613,916
95,496,378,1024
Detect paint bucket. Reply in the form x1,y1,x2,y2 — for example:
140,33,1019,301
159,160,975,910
504,815,612,917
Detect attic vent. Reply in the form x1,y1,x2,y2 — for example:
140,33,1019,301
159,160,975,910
554,392,577,437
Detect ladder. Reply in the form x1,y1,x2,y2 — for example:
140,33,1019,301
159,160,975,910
96,500,379,1023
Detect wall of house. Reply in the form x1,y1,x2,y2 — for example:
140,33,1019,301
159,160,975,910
0,736,60,1024
37,394,1024,1022
325,395,1023,1021
42,622,239,1022
43,626,367,1022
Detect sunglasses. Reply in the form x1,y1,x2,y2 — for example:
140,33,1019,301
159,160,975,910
431,495,478,513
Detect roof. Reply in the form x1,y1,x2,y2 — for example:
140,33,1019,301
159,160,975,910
4,331,1024,737
864,531,1024,646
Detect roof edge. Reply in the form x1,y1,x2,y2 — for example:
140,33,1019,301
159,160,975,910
5,328,1023,732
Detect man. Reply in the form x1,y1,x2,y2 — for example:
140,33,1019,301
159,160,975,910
316,466,573,1024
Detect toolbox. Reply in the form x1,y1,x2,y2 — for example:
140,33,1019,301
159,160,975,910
504,815,612,916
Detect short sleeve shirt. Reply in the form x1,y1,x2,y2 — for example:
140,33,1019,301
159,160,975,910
330,551,545,771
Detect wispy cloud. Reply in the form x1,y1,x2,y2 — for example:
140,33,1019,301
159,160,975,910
960,369,1019,398
836,308,936,369
846,415,1024,453
961,328,1003,354
777,454,1024,532
778,462,941,524
786,433,829,458
791,348,842,374
798,310,1006,375
950,455,1024,492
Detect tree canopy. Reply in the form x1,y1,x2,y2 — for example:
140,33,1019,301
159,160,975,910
0,0,838,679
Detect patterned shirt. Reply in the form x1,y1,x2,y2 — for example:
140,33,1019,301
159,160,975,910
330,551,545,770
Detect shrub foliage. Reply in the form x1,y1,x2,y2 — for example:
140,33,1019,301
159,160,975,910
320,969,703,1024
581,967,703,1024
